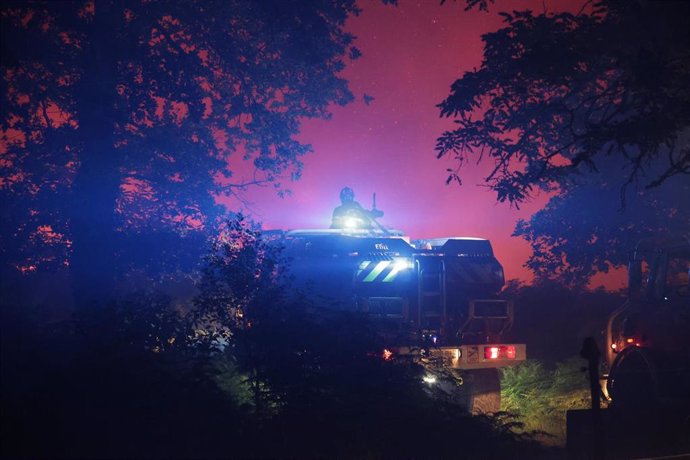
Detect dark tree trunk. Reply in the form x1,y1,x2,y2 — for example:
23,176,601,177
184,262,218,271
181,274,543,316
69,2,123,308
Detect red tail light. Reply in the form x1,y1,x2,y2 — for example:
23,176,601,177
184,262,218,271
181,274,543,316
484,345,516,360
486,346,499,359
506,346,516,359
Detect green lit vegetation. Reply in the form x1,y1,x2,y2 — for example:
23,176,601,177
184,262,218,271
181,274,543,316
498,280,623,447
501,359,590,445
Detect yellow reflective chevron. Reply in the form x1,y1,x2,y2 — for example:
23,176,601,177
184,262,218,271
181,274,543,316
356,259,409,282
382,265,402,282
363,261,390,282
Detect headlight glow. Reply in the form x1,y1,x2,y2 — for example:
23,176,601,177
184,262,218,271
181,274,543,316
393,258,414,271
422,373,437,385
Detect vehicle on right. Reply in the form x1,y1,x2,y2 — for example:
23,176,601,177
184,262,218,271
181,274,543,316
568,234,690,459
605,234,690,411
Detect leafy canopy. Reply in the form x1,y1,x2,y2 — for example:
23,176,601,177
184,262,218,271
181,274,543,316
1,0,360,291
513,168,689,285
437,0,690,205
436,0,690,284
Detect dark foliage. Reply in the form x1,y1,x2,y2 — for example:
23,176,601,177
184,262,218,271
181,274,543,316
1,291,239,459
0,0,360,305
437,0,690,284
2,217,551,459
441,0,495,12
437,0,690,204
513,169,689,286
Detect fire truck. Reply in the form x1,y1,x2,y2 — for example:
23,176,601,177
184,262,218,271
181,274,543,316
276,206,526,413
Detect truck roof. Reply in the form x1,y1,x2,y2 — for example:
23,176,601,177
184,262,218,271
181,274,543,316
278,230,496,258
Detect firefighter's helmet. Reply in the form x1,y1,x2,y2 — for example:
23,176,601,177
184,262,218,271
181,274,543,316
340,187,355,203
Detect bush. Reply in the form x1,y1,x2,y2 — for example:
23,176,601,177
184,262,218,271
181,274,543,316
501,358,590,445
2,216,554,458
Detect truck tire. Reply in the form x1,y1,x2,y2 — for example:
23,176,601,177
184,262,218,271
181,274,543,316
607,347,657,409
462,368,501,414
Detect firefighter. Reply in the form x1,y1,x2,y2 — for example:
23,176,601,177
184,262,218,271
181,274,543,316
330,187,383,229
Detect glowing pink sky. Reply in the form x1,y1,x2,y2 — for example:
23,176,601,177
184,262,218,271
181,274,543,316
225,1,586,282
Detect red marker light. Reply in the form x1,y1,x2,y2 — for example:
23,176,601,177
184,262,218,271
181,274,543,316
484,345,517,360
506,345,516,359
382,349,393,361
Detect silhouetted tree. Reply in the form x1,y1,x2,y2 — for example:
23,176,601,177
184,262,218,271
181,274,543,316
437,0,690,284
438,0,689,203
192,216,385,412
513,167,689,286
1,0,359,305
192,214,287,353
